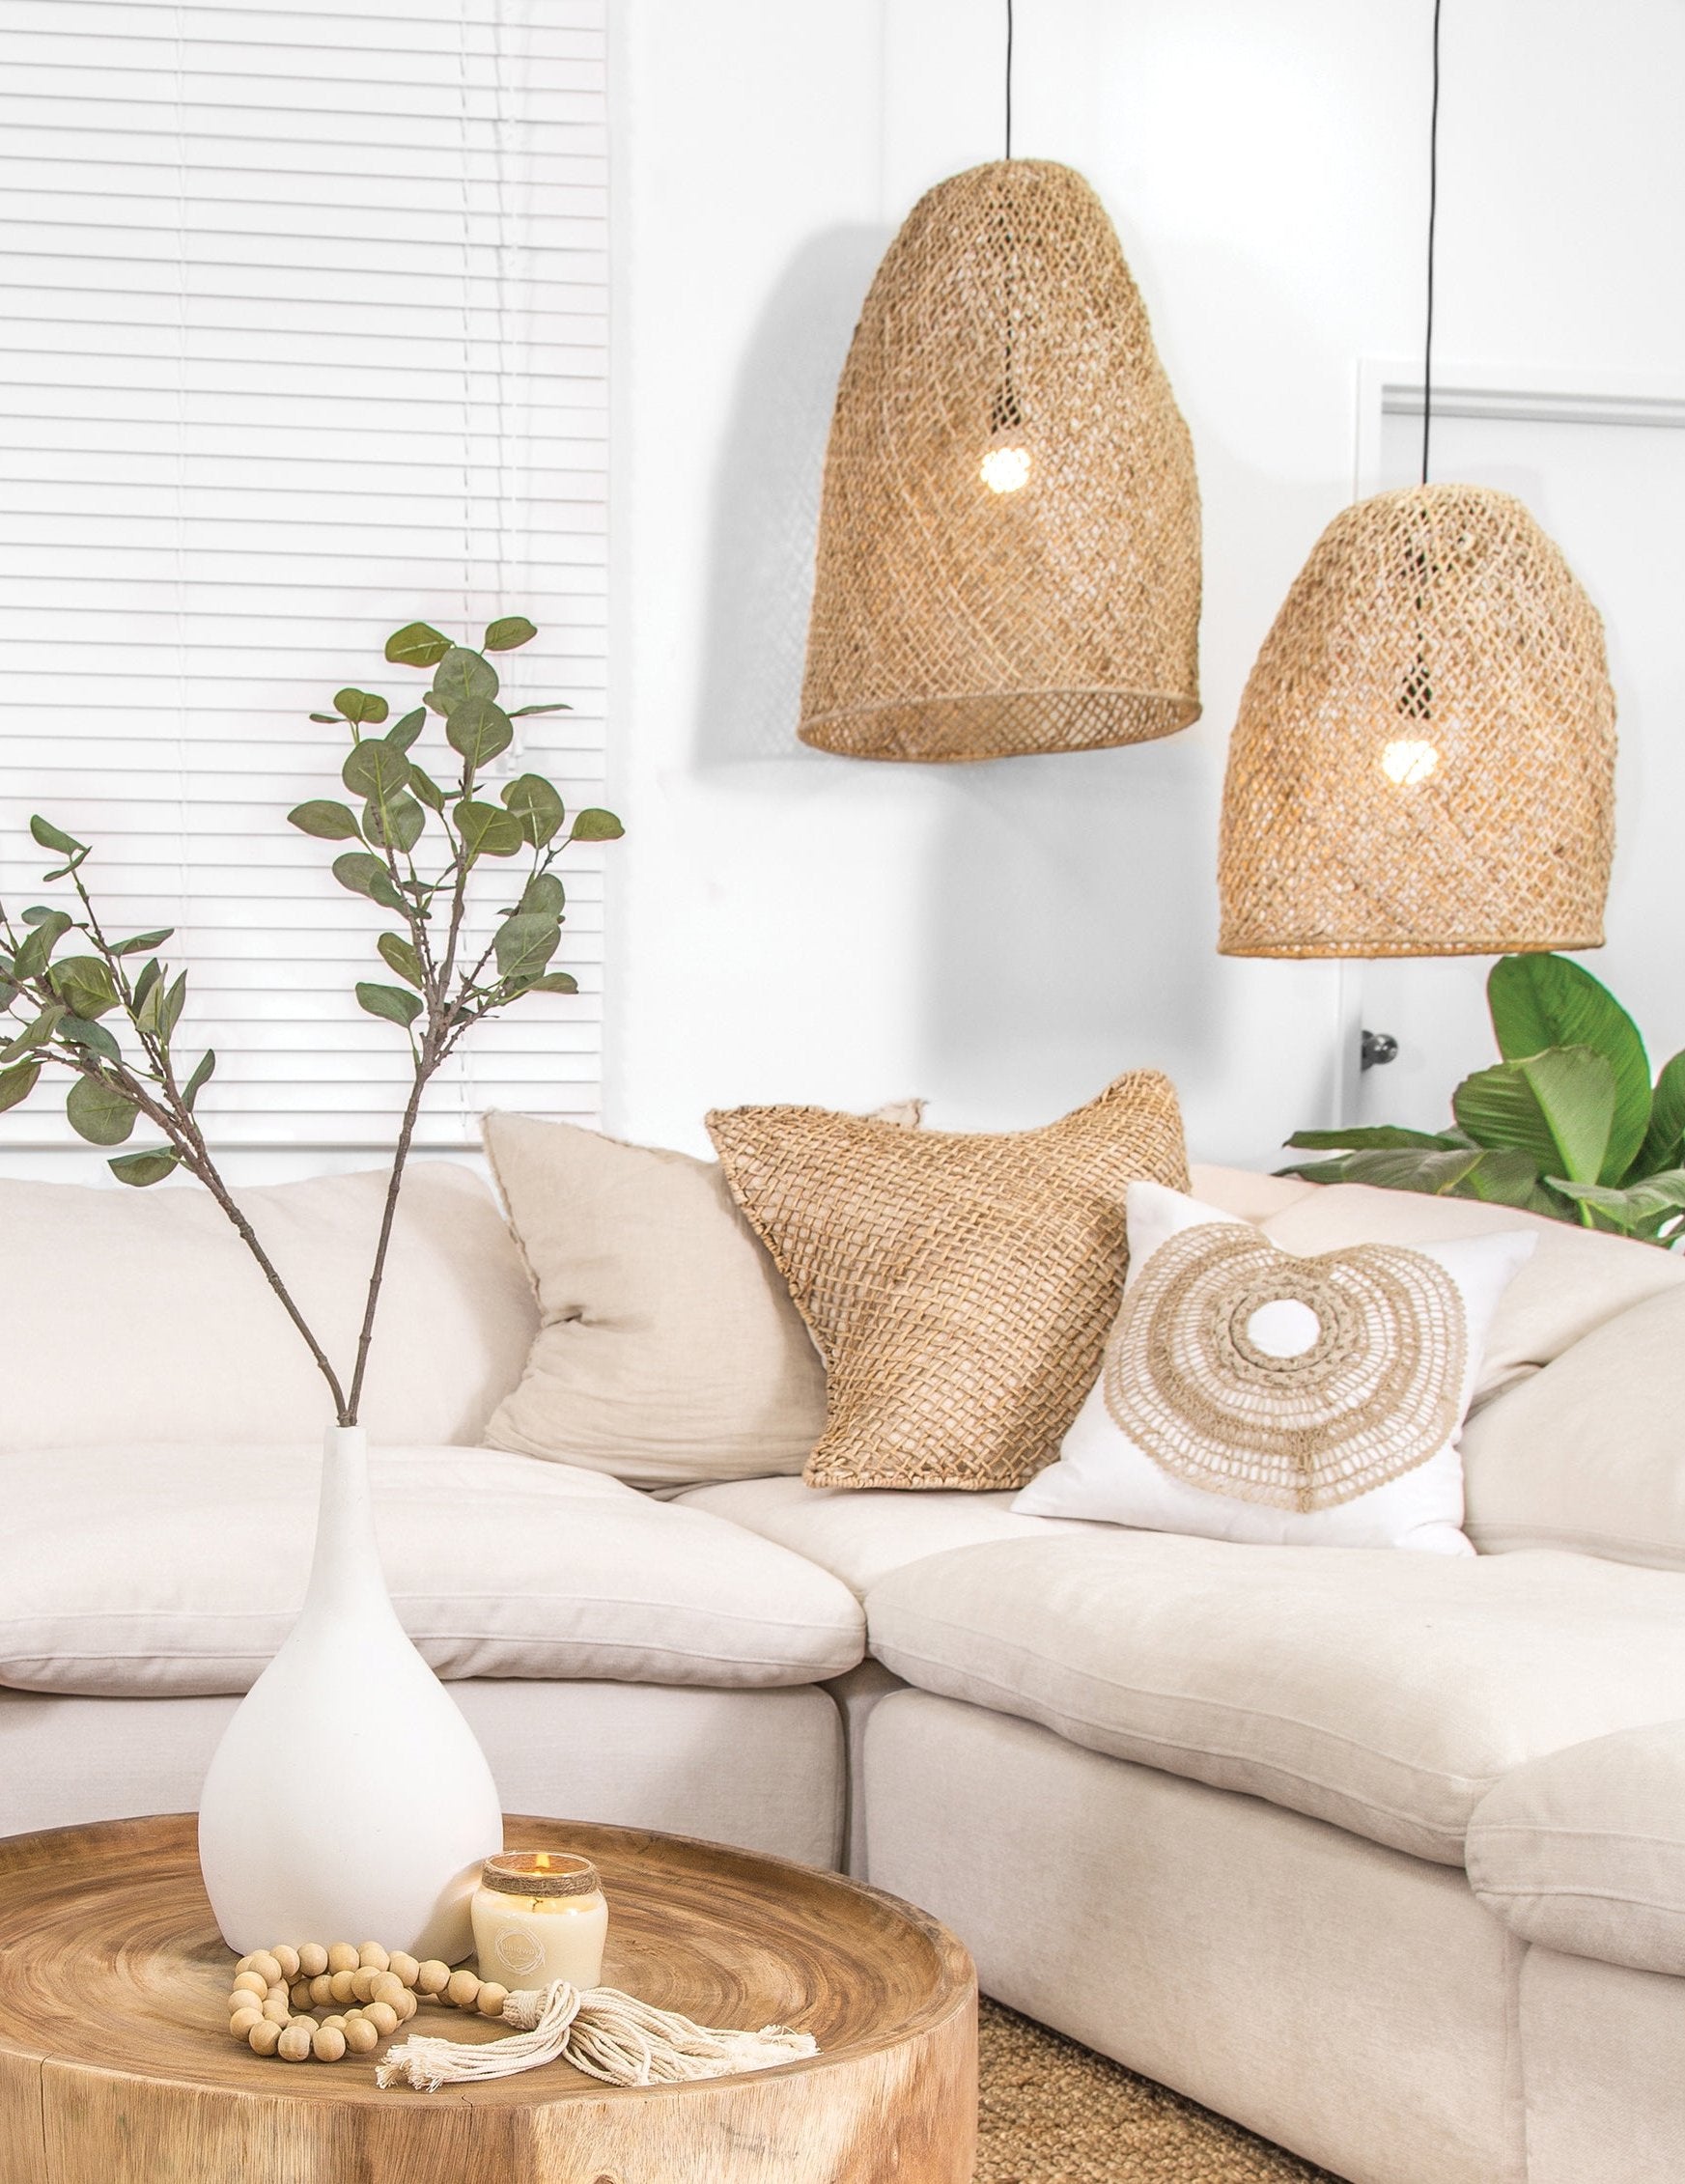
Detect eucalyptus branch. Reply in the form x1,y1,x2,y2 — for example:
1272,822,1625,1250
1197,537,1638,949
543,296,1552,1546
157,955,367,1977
4,612,622,1430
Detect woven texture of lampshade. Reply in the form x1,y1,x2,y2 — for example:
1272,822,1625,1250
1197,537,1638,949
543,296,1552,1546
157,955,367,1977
799,159,1201,763
1219,482,1615,957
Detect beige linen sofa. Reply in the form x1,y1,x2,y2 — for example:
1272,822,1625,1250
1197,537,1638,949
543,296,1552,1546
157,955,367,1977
6,1157,1685,2184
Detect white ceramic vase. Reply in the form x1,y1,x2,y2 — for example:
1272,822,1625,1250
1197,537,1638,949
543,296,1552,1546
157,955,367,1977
198,1424,503,1959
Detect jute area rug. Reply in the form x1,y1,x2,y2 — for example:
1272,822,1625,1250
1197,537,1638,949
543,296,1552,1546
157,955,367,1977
976,2002,1343,2183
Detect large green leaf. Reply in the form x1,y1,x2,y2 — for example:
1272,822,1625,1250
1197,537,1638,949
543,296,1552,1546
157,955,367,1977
483,615,537,652
362,790,425,854
0,1001,66,1063
1453,1045,1615,1185
59,1016,122,1060
519,872,566,918
526,970,579,995
108,1147,181,1188
1284,1126,1464,1153
501,773,564,847
1488,955,1650,1182
378,933,425,989
110,928,173,957
431,646,498,712
387,706,428,751
13,910,71,980
384,622,453,668
66,1075,137,1146
29,815,84,857
1635,1049,1685,1179
1448,1145,1560,1216
1276,1146,1487,1195
355,981,423,1028
1549,1170,1685,1238
453,800,524,860
569,807,625,842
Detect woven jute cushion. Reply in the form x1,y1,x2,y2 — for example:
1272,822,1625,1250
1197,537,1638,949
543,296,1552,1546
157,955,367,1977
705,1074,1189,1492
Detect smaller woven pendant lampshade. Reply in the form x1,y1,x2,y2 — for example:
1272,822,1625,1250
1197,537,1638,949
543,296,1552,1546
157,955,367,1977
1219,483,1615,957
799,159,1201,763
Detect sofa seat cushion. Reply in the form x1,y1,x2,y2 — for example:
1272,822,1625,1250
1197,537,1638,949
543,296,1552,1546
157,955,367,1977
0,1445,864,1698
675,1475,1097,1598
1467,1721,1685,1974
864,1531,1685,1864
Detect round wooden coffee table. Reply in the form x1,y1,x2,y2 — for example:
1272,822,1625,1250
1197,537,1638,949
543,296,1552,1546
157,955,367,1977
0,1812,975,2183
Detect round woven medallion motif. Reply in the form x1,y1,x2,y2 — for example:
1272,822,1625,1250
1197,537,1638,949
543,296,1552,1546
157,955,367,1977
1105,1224,1468,1512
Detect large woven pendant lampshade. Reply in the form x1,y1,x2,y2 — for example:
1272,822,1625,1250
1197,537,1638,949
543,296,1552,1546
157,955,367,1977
1219,482,1616,957
799,159,1201,763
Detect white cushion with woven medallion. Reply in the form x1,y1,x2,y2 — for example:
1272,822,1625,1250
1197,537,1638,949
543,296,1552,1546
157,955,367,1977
1015,1182,1533,1554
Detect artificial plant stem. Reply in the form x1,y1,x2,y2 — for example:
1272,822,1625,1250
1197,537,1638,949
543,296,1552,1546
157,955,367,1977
342,1053,431,1425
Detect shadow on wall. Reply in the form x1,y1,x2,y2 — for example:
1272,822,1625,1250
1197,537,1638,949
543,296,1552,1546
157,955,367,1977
692,224,891,768
916,736,1223,1129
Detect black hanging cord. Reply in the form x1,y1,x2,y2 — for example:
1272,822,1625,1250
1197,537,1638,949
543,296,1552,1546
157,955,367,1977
1421,0,1442,485
1004,0,1014,160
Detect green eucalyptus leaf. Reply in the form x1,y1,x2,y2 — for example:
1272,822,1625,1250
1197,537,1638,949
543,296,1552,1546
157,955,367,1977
131,959,162,1012
526,970,579,995
58,1016,122,1061
14,911,72,980
108,1147,181,1188
432,646,498,713
493,912,561,981
362,790,425,854
387,707,428,751
355,980,423,1028
342,738,412,800
159,970,188,1044
445,696,514,768
483,615,537,653
377,933,425,990
29,815,84,856
0,1001,67,1062
385,622,454,668
1635,1050,1685,1180
407,765,447,814
309,712,342,724
501,773,565,847
66,1074,137,1146
1453,1045,1616,1186
331,853,407,911
507,702,572,718
1488,954,1650,1183
183,1048,216,1109
48,954,120,1020
518,872,566,918
111,929,173,957
569,807,625,842
0,1059,42,1112
289,798,362,842
453,800,524,860
334,686,389,725
0,977,15,1011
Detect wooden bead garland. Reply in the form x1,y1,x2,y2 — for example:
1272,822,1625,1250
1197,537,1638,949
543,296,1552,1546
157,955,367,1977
225,1942,475,2065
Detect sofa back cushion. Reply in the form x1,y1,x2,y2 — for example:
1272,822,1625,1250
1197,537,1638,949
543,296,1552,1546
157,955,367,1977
0,1162,536,1451
1191,1165,1685,1406
1461,1287,1685,1570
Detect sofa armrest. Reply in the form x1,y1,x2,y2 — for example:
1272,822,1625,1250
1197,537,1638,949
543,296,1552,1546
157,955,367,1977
1467,1719,1685,1974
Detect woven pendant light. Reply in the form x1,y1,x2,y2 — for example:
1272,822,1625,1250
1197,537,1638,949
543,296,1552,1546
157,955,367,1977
799,158,1201,763
1219,482,1616,957
1218,0,1615,959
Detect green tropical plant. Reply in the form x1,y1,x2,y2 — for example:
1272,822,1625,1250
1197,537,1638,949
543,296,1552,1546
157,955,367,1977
1281,954,1685,1248
0,615,624,1417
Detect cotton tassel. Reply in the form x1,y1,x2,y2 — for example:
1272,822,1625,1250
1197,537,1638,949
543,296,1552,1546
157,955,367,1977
376,1979,818,2093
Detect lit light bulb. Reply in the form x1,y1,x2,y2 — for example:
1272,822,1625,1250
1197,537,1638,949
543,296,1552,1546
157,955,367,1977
980,444,1031,494
1381,738,1439,786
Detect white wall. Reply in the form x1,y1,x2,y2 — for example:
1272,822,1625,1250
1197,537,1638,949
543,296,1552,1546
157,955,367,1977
605,0,1685,1162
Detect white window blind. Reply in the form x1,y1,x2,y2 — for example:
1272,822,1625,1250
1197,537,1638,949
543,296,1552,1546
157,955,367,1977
0,0,608,1150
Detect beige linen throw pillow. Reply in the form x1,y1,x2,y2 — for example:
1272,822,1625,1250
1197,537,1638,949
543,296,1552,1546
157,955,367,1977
483,1113,829,1488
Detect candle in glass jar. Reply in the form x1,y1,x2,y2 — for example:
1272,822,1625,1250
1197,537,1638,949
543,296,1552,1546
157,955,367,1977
471,1852,608,1991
